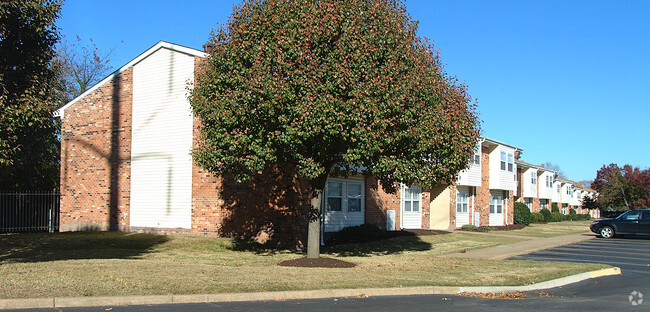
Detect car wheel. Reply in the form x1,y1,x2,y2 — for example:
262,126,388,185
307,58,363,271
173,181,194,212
600,226,615,238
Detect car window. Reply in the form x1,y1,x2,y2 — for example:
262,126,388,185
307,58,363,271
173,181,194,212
642,211,650,221
623,211,641,221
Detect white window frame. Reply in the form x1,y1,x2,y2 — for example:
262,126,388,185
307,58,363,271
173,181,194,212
500,151,506,171
531,171,537,185
325,179,364,213
403,186,421,212
456,189,469,213
507,154,514,172
489,193,503,214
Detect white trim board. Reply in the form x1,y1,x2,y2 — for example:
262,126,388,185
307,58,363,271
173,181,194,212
54,41,206,119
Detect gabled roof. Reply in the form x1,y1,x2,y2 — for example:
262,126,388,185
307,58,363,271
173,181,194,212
515,160,555,173
54,41,206,119
480,136,523,152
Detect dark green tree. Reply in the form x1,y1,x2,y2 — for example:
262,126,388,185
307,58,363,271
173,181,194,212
191,0,480,257
0,0,61,190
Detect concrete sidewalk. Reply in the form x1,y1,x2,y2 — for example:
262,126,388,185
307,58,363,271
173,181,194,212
443,231,597,260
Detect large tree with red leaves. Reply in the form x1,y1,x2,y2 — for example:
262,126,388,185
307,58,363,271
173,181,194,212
191,0,480,257
592,164,650,210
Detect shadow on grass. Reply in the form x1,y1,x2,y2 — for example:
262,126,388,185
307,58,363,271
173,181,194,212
323,233,433,257
0,231,169,263
227,238,304,256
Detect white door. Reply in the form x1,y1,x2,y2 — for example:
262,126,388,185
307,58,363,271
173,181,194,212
401,186,422,229
456,187,469,227
489,191,504,226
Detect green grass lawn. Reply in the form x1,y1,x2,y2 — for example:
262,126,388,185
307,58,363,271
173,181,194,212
500,220,593,237
0,230,607,299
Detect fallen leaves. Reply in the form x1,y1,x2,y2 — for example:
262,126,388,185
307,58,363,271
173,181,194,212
458,291,527,300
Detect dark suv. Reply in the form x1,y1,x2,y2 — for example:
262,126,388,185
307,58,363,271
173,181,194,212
590,209,650,238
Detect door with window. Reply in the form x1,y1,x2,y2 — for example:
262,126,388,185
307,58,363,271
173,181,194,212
489,191,504,226
401,186,422,229
456,187,470,227
323,179,364,232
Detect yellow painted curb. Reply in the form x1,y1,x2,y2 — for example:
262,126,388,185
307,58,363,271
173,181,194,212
589,267,622,278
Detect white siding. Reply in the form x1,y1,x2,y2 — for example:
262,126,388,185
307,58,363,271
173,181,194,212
522,168,538,198
130,48,195,229
552,181,562,203
457,163,481,187
538,172,554,200
489,146,516,191
561,183,572,204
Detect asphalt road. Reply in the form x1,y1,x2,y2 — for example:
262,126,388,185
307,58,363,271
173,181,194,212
11,235,650,312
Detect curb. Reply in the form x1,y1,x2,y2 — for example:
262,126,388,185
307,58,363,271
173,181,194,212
0,267,621,310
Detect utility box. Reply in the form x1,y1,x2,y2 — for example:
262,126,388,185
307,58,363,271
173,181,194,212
387,210,396,231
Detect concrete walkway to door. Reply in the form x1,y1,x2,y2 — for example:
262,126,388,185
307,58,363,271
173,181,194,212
441,231,596,260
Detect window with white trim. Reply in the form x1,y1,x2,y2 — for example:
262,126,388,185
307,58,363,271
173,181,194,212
531,171,537,185
540,199,548,210
500,152,506,170
472,147,481,165
489,193,503,214
403,186,421,212
326,180,363,212
507,153,514,172
456,189,469,213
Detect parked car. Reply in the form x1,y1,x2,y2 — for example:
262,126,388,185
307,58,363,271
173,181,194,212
590,209,650,238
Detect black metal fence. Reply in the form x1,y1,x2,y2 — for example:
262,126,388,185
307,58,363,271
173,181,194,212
0,191,60,233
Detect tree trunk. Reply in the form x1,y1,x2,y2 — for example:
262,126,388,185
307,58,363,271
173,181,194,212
307,188,323,259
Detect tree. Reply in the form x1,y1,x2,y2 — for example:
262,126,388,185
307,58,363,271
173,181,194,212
581,194,599,211
191,0,480,258
544,162,565,178
592,163,650,210
53,36,114,104
0,0,61,190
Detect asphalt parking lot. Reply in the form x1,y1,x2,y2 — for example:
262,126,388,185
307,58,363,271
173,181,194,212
511,234,650,310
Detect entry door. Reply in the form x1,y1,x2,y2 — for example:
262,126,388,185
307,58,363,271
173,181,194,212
402,186,422,229
456,188,470,227
489,191,504,226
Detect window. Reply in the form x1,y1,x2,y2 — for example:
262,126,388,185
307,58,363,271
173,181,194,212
326,181,343,211
489,193,503,214
540,199,548,210
642,211,650,221
472,148,481,165
507,154,514,172
347,182,362,212
456,189,469,213
623,211,641,221
546,176,553,188
403,186,421,212
500,152,506,170
326,180,363,212
556,184,561,193
531,172,537,185
524,198,533,210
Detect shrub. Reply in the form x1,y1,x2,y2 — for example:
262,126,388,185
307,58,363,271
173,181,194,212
514,202,531,225
551,212,564,222
461,224,478,230
540,208,552,222
530,212,544,223
569,208,577,215
325,224,388,245
551,203,559,213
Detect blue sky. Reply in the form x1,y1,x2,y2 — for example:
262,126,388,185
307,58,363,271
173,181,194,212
57,0,650,183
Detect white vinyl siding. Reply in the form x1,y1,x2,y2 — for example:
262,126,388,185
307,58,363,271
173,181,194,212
323,178,365,232
490,146,516,191
457,144,482,187
538,172,554,200
130,48,195,229
521,168,538,198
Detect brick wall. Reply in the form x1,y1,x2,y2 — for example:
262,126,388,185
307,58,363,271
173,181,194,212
60,69,133,231
365,177,431,230
475,145,491,226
